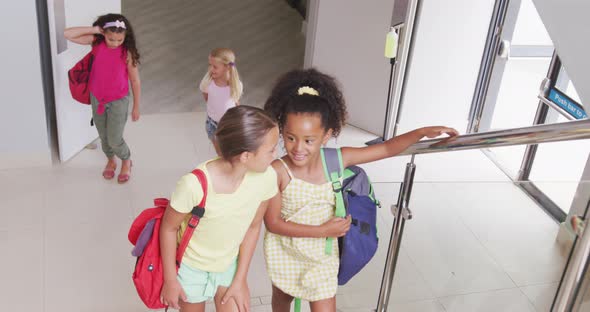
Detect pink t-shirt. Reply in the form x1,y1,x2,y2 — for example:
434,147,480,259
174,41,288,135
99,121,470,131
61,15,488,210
89,41,129,114
205,81,239,122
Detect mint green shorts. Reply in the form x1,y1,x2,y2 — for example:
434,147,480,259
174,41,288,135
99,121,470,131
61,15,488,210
177,260,238,303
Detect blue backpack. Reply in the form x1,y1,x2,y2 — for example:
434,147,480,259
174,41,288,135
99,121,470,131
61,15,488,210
321,148,380,285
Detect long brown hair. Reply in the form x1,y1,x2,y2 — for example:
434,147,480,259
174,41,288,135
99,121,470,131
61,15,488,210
92,13,140,66
215,106,277,160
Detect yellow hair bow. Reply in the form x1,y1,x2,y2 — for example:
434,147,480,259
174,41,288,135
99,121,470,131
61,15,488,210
297,86,319,96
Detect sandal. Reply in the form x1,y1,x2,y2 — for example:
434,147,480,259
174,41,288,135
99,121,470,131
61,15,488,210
118,160,133,184
102,162,117,180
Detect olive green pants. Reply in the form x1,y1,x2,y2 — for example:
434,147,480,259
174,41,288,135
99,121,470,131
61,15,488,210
90,93,131,160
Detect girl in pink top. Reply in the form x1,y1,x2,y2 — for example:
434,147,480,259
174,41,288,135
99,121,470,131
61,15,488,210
64,13,141,184
199,48,243,154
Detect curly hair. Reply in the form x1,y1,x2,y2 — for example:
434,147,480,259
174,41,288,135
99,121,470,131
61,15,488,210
92,13,140,66
264,68,347,137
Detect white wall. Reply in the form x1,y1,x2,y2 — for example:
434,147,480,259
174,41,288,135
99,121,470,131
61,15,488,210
306,0,495,136
397,0,496,134
533,0,590,106
48,0,121,162
0,1,52,169
306,0,395,135
511,0,552,46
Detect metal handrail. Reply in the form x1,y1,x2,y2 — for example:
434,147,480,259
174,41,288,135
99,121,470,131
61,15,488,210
539,95,576,121
376,118,590,312
399,118,590,156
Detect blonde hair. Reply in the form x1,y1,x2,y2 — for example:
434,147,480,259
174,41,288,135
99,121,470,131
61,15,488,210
199,48,243,103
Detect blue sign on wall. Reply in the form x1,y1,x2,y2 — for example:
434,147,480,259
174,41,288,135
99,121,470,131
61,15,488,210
549,88,587,119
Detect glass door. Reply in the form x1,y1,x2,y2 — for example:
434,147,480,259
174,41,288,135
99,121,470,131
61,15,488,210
469,0,588,221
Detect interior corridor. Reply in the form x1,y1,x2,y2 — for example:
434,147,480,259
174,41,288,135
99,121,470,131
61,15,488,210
122,0,305,114
1,0,587,311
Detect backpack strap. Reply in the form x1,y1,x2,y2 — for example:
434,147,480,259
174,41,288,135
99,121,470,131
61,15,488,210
321,148,347,218
294,298,302,312
175,169,208,267
320,148,347,256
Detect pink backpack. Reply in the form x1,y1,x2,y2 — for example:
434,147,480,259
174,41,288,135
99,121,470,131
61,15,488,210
68,47,95,104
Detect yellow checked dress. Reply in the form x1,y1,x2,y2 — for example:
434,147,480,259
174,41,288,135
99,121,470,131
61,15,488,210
264,159,339,301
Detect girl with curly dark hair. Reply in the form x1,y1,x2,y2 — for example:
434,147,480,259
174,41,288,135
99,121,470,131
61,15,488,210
64,13,141,184
263,68,458,311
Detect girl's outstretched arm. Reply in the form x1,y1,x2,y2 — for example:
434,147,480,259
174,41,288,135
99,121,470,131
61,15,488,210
263,161,351,238
159,205,188,310
342,126,459,167
220,199,269,311
64,26,101,45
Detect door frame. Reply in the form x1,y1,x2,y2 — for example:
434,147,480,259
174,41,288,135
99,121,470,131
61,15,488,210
467,0,579,222
467,0,517,134
36,0,60,163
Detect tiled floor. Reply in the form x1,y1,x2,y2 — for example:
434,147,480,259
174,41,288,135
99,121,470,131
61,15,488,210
0,112,580,311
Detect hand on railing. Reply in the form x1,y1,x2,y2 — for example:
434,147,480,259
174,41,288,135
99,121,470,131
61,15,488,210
401,118,590,156
420,126,459,138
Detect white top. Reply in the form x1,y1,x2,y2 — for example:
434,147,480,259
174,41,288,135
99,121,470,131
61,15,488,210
204,81,241,122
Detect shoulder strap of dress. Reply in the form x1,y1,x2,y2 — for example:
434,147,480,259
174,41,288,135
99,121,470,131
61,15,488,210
278,158,294,179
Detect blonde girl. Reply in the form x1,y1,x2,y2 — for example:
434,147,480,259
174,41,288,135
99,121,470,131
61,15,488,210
199,48,243,150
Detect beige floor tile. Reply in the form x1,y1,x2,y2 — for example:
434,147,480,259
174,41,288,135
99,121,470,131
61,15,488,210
44,222,142,311
0,229,44,311
439,288,536,312
401,184,517,297
520,283,559,312
389,299,446,312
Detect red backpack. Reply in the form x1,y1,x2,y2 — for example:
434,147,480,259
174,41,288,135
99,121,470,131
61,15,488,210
68,47,95,105
128,169,207,309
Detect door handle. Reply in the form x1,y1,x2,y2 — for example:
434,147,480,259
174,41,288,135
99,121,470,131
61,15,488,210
498,40,511,59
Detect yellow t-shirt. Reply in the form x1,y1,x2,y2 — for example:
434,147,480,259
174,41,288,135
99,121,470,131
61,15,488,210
170,159,278,272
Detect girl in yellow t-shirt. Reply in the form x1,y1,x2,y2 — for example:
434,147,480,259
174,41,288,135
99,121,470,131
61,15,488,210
160,106,279,311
